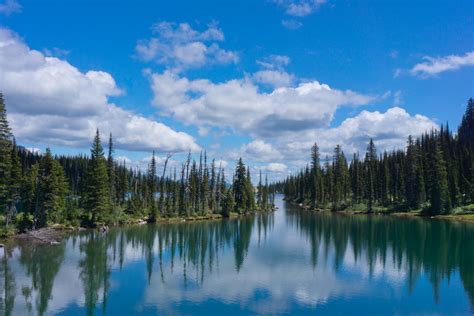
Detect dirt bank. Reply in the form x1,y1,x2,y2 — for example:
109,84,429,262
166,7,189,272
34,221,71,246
14,226,81,244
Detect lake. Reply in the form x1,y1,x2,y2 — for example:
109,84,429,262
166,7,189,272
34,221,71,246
1,195,473,315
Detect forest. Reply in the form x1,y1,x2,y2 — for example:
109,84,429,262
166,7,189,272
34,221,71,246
275,99,474,216
0,93,275,237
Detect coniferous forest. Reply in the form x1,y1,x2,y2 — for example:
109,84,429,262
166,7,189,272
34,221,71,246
0,93,274,237
275,99,474,216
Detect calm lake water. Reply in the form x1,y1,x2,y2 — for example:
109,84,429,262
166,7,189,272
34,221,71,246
1,195,473,315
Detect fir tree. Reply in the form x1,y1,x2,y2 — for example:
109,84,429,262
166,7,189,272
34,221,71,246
222,188,235,217
147,152,157,221
84,129,110,225
245,168,255,212
366,139,377,212
107,133,116,205
6,138,22,225
233,158,248,214
311,143,322,208
36,148,68,227
426,137,450,215
0,93,12,217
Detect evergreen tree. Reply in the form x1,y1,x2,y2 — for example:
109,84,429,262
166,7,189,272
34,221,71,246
0,93,12,218
36,149,69,227
107,133,116,205
257,170,263,208
311,143,322,208
245,168,255,212
222,188,235,217
233,158,248,214
365,139,377,212
84,130,110,225
5,138,22,225
426,137,450,215
147,152,157,221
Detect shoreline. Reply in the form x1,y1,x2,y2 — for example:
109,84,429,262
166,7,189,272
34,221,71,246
287,200,474,223
1,209,276,245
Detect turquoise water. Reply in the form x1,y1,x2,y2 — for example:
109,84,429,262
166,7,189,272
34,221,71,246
1,196,473,315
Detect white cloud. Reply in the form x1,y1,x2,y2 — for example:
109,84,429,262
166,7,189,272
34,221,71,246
324,107,437,153
0,0,21,16
261,162,288,173
282,19,303,30
409,51,474,77
253,55,294,88
43,47,70,57
214,159,228,169
149,70,373,138
275,107,438,163
256,54,291,70
241,140,282,161
252,70,294,88
274,0,327,17
0,28,200,153
135,21,238,71
25,147,41,154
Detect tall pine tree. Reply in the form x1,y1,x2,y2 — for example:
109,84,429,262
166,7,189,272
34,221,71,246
84,129,110,225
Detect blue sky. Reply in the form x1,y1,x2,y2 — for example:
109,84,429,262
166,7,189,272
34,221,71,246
0,0,473,179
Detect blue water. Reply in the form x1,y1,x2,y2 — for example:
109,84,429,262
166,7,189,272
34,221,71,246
2,196,473,315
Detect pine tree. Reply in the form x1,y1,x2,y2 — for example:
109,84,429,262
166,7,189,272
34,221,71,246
6,138,22,225
210,159,217,212
147,152,157,221
311,143,322,208
233,158,248,214
257,170,263,208
0,93,12,218
262,175,269,210
245,168,255,212
37,148,68,227
406,135,418,208
107,133,116,205
366,139,377,213
222,188,235,217
426,137,450,215
84,129,110,225
201,152,209,214
459,98,474,149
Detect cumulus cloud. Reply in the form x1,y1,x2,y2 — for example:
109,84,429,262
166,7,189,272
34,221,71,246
275,107,438,163
135,21,238,71
0,0,21,16
253,55,294,88
43,47,70,57
261,162,288,173
240,140,282,161
149,70,373,138
0,28,199,153
274,0,327,17
252,70,294,88
323,107,437,153
219,107,437,179
409,51,474,77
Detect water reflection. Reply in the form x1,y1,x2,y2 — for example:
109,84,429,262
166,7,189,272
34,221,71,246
1,197,473,315
286,203,474,308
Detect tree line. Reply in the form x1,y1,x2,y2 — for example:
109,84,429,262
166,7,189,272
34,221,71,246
0,93,274,235
275,99,474,215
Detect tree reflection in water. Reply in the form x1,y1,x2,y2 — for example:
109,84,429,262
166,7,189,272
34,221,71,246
1,199,473,315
